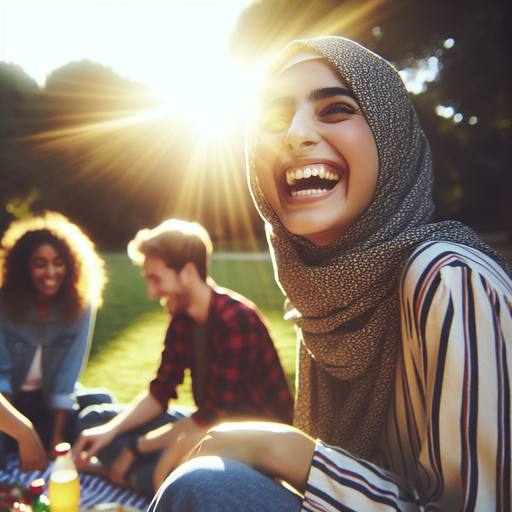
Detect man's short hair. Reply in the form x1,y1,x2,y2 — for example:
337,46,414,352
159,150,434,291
128,219,213,281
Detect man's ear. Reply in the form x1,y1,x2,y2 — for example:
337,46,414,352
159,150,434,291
180,261,199,285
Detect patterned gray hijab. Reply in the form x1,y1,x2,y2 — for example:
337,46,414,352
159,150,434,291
246,36,512,460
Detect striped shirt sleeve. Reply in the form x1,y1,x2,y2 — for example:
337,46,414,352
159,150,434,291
302,242,512,511
303,440,421,511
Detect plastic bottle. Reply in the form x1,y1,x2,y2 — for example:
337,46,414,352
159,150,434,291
48,442,80,512
29,478,51,512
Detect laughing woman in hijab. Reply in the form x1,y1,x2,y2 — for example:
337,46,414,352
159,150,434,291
0,212,112,468
149,37,512,511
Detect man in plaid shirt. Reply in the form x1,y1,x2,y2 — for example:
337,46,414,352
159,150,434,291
73,219,293,497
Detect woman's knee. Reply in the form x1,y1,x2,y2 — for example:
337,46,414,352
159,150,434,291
149,457,302,512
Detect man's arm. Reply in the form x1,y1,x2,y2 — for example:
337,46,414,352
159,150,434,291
107,414,209,489
73,390,164,468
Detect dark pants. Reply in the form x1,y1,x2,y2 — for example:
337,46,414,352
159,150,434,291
75,403,195,497
0,386,116,468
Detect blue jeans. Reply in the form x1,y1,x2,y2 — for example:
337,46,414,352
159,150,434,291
76,403,194,497
148,457,303,511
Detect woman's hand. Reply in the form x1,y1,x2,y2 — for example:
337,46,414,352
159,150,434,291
0,394,47,472
189,422,316,494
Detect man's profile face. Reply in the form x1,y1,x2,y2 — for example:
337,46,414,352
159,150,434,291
143,254,190,316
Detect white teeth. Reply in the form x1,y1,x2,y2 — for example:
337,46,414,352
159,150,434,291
286,165,340,188
291,188,330,197
285,165,340,197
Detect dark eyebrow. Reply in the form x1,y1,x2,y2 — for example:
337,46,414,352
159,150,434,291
308,87,357,102
263,87,357,112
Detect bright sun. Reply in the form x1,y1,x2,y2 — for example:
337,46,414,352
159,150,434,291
163,63,253,134
0,0,254,132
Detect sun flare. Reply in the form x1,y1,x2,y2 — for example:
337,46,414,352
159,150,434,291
151,60,253,137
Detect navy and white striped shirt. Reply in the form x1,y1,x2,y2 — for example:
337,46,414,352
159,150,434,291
303,242,512,511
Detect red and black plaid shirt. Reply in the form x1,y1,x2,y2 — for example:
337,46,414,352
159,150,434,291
149,287,294,427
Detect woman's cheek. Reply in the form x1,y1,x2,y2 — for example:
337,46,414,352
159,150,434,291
256,139,282,209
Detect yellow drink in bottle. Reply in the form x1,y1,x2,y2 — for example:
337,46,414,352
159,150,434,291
49,443,80,512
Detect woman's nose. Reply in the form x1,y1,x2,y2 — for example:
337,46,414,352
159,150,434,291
285,107,320,152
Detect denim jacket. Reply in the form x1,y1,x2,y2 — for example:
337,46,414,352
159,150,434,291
0,303,95,411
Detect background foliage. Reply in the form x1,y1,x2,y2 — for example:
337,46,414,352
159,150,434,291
1,0,511,248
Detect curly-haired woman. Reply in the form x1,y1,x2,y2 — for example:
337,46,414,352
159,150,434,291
0,211,114,468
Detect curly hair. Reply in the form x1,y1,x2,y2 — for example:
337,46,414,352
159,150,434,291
0,212,106,321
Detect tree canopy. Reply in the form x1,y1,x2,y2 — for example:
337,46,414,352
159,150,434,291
0,0,510,247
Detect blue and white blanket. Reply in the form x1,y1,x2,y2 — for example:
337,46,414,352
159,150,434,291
0,454,150,510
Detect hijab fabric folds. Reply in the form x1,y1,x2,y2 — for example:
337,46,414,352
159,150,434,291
246,37,512,460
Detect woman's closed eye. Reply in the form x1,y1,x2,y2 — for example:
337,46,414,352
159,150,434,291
319,102,362,122
260,103,362,133
53,258,65,268
31,258,49,269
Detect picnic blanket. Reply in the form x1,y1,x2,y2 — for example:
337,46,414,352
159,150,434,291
0,453,150,510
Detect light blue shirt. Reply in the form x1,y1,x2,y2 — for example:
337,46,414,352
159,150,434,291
0,303,95,411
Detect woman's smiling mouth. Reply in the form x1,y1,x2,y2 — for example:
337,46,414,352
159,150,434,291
283,164,342,197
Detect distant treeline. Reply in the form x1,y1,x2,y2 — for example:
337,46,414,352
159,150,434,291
1,0,510,248
0,58,260,249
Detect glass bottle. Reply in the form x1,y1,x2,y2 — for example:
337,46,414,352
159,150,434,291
29,478,50,512
48,442,80,512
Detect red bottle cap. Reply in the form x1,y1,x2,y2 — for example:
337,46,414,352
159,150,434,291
54,442,71,456
30,478,45,495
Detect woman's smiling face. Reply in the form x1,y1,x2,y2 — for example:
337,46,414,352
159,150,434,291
256,57,379,246
29,243,66,299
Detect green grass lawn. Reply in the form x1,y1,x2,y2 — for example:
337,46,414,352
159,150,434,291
80,252,296,405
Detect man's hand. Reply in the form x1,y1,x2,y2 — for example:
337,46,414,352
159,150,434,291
189,422,316,494
73,391,165,470
18,424,47,472
151,416,208,492
73,423,117,469
109,446,136,487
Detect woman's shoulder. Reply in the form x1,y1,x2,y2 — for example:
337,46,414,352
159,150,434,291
401,241,512,298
